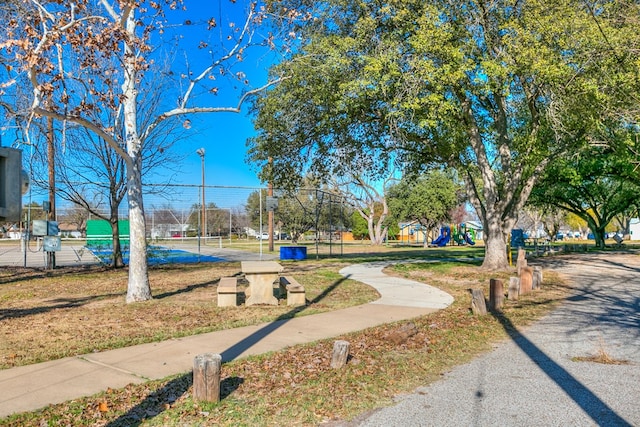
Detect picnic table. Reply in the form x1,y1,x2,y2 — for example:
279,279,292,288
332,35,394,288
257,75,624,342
241,260,284,306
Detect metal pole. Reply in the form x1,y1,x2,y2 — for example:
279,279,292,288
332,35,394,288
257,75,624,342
201,154,206,240
259,188,263,259
196,148,206,242
268,158,274,252
47,116,56,269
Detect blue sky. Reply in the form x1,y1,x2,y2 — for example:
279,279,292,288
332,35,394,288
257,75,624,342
176,110,262,190
165,0,276,191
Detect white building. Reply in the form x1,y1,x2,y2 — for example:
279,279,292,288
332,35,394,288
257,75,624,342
629,218,640,241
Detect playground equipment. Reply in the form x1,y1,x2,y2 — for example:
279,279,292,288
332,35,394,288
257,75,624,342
430,223,478,247
453,223,476,245
431,226,451,247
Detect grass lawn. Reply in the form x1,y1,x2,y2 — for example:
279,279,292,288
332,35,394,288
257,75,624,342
0,245,573,426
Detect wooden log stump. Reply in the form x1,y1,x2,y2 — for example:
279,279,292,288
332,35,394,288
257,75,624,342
533,267,543,290
520,266,533,294
385,322,418,345
193,353,222,402
470,289,487,315
331,340,350,369
516,248,527,275
489,278,504,311
508,277,520,300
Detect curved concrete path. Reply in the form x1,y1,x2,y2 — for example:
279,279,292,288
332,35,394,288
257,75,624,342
339,262,453,309
0,261,453,418
342,254,640,427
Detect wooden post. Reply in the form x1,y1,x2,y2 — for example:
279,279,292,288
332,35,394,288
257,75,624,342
516,248,526,275
489,279,504,311
470,289,487,315
331,340,350,369
533,267,543,290
520,266,533,294
508,277,520,300
193,353,222,402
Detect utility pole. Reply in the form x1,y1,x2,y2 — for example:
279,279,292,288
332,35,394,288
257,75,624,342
47,115,56,269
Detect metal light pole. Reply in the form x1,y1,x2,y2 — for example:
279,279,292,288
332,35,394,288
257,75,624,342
196,148,206,240
268,157,274,252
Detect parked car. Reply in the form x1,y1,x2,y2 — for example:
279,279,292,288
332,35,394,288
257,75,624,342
256,232,270,240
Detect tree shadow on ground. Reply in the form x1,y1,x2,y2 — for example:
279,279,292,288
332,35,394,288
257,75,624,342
105,275,348,426
104,375,244,427
0,293,123,321
307,246,486,262
0,265,108,285
153,280,219,300
491,310,633,426
220,275,349,361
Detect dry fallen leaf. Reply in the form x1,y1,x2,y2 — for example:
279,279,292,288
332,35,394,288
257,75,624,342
98,401,109,412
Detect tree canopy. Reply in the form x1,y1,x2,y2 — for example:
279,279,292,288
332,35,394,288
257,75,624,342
249,0,638,268
529,142,640,248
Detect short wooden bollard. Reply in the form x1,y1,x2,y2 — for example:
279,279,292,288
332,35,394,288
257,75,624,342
508,277,520,300
193,353,222,402
533,267,543,290
470,289,487,315
331,340,350,369
489,279,504,311
520,266,533,294
516,248,527,275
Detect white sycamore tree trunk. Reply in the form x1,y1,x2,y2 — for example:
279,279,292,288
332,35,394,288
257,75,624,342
122,10,151,302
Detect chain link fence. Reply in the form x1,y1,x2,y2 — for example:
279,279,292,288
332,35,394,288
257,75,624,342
52,183,351,246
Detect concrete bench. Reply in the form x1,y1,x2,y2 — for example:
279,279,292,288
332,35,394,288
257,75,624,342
217,277,239,307
279,275,306,307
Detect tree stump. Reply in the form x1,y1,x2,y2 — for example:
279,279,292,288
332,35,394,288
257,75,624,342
193,353,222,402
520,266,533,294
489,278,504,311
331,340,350,369
470,289,487,315
508,277,520,300
385,322,418,345
533,267,543,290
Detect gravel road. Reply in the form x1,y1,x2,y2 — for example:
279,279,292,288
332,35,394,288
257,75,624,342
334,252,640,427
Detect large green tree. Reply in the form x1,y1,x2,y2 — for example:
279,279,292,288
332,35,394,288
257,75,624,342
250,0,631,268
388,171,462,247
529,143,640,248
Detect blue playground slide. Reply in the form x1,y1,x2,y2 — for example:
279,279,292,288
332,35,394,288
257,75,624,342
432,226,451,247
464,233,476,245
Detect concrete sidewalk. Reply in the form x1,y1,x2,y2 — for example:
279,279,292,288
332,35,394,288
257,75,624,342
0,260,454,418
